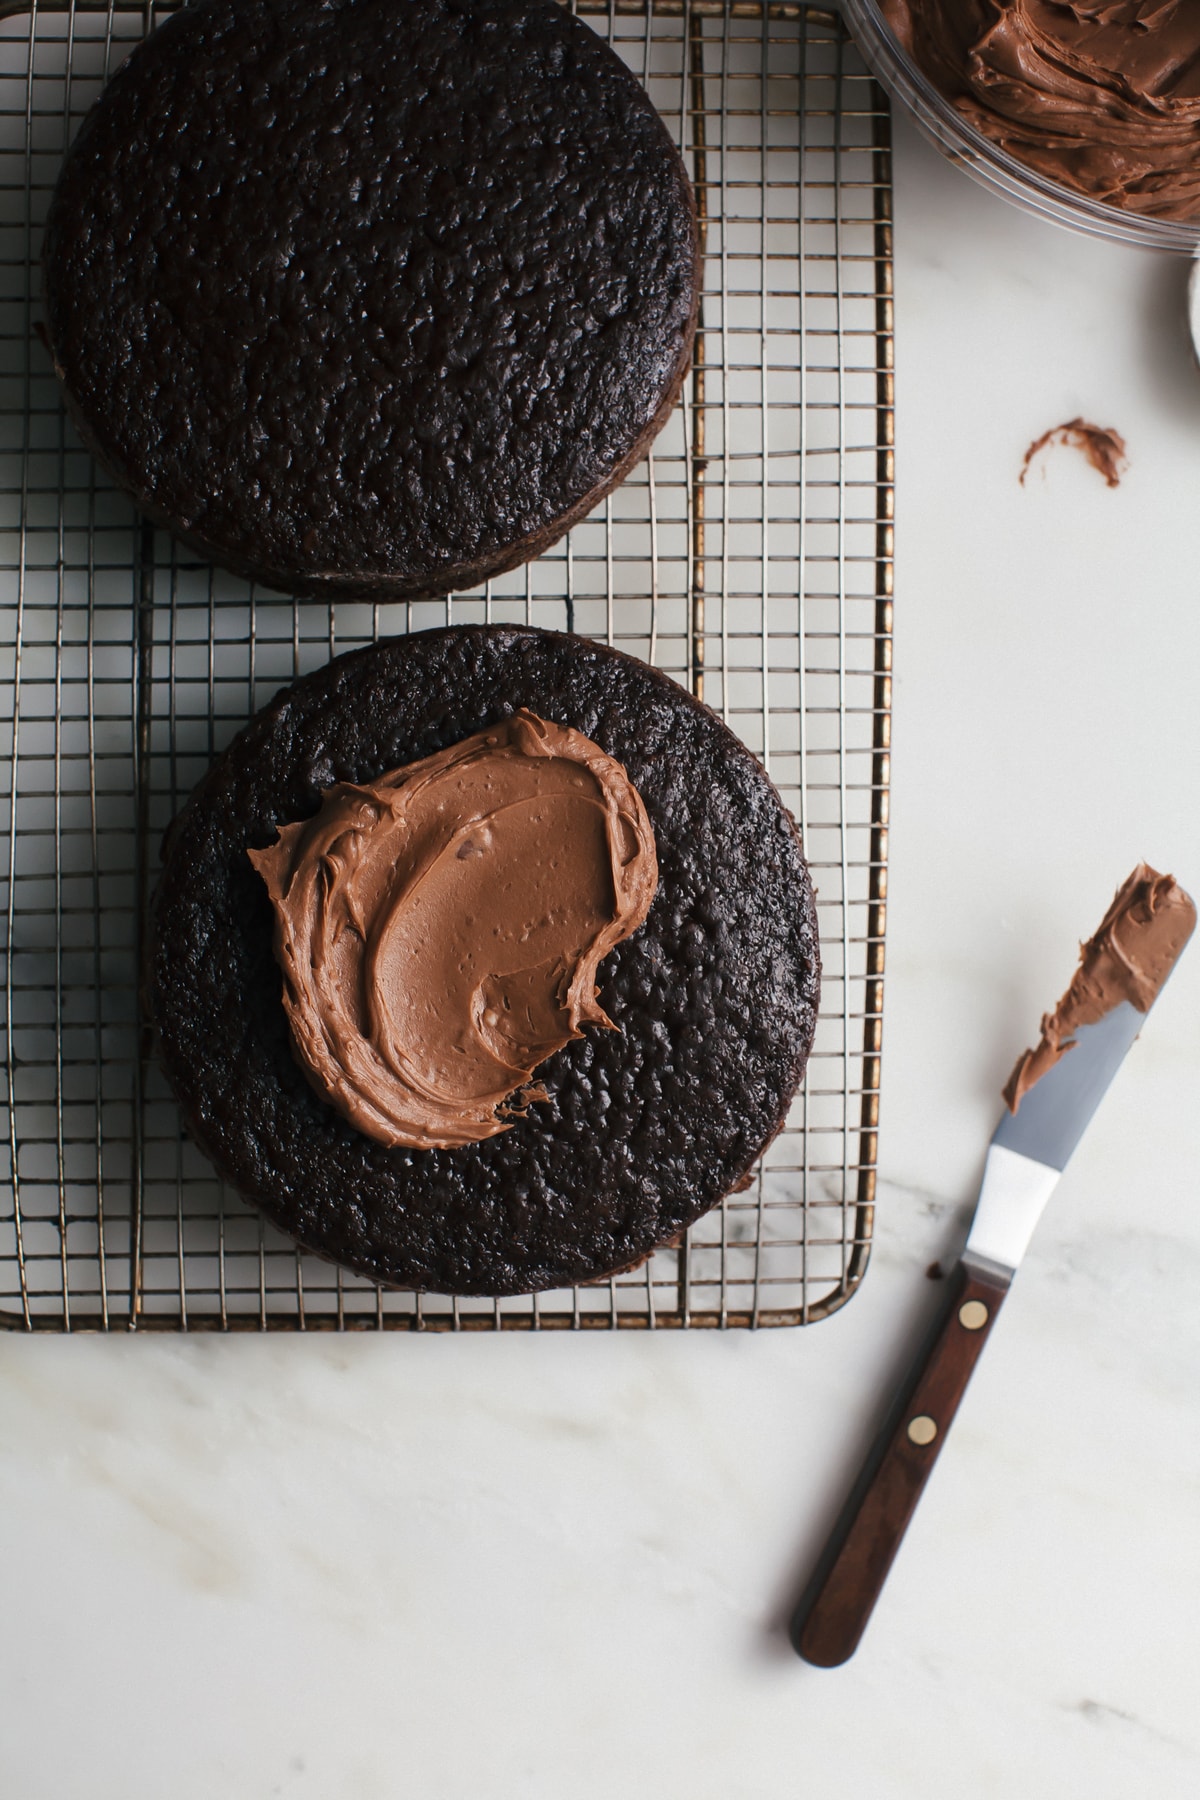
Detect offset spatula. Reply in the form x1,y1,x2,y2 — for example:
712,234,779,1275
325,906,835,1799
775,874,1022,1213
791,864,1195,1668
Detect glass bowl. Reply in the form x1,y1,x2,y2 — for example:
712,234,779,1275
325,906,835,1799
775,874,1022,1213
841,0,1200,255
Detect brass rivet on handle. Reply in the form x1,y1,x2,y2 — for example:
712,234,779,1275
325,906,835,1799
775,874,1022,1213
907,1415,937,1446
959,1300,989,1331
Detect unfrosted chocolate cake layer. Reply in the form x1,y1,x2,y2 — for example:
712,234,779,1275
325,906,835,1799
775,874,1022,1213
43,0,700,596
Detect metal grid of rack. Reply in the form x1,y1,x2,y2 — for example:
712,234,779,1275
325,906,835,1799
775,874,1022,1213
0,0,893,1331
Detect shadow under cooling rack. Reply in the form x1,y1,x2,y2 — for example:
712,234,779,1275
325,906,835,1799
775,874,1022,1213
0,0,893,1331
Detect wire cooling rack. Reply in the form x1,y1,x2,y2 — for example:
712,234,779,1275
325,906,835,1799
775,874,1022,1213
0,0,892,1331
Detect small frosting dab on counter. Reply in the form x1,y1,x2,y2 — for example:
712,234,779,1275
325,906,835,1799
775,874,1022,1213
249,711,658,1149
879,1,1200,219
1003,862,1196,1114
1020,418,1127,488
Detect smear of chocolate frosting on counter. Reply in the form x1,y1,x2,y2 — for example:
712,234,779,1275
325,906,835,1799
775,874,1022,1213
878,1,1200,219
249,711,658,1149
1003,862,1196,1113
1020,417,1128,486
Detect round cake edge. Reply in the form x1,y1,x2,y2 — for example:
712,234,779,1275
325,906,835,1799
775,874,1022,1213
149,625,822,1296
40,0,704,602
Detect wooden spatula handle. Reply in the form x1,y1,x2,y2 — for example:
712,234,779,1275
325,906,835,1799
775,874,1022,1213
790,1255,1010,1667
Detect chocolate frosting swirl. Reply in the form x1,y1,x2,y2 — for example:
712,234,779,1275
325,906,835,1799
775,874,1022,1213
1003,862,1196,1112
248,711,658,1148
880,1,1200,219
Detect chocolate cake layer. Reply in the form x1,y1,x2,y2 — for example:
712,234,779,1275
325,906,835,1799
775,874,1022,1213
150,627,821,1296
42,0,700,596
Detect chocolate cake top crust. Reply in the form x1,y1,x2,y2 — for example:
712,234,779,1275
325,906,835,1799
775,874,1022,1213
150,627,821,1297
42,0,699,598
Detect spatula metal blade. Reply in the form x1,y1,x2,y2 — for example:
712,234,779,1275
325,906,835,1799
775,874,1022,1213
991,1000,1146,1173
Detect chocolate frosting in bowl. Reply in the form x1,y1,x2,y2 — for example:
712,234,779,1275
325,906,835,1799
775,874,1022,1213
878,1,1200,219
249,711,658,1149
1002,861,1196,1112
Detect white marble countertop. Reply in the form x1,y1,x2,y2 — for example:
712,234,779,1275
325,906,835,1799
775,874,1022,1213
3,114,1199,1800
